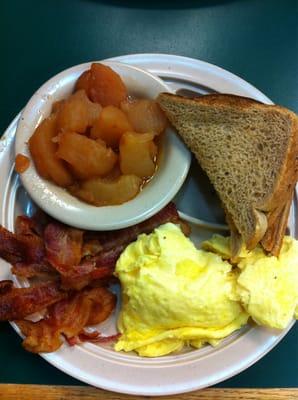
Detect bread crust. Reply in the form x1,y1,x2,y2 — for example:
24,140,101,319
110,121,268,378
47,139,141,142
261,185,295,255
157,93,298,254
257,113,298,212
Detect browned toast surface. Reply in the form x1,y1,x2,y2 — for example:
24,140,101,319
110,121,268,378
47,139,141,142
157,93,298,253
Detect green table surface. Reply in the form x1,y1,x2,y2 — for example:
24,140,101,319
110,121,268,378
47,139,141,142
1,0,297,390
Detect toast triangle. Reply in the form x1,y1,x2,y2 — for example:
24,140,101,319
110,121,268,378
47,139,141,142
157,93,298,254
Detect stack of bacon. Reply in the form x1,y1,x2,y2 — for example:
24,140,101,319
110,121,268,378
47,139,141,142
0,202,185,353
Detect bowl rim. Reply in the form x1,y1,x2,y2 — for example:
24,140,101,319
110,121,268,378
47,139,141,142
15,61,191,230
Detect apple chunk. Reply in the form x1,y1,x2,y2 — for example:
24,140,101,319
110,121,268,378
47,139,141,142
71,175,142,206
56,90,101,133
90,105,133,148
121,99,167,135
29,115,73,187
56,132,117,180
120,132,157,178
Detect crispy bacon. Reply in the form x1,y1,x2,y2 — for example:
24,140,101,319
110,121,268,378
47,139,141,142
16,287,116,353
0,203,186,354
1,203,179,271
44,223,83,272
0,226,27,264
59,261,99,290
60,203,180,290
15,215,43,237
15,216,45,263
87,332,121,343
0,217,59,278
82,239,103,257
19,236,44,263
85,202,179,252
91,245,126,266
0,280,13,295
61,265,115,291
60,244,125,290
27,210,53,236
11,262,57,279
0,216,45,265
0,281,66,321
66,330,121,346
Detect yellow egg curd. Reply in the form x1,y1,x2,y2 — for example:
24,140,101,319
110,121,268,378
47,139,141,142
202,234,298,329
114,223,248,357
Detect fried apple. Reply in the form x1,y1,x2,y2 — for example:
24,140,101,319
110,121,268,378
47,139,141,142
71,175,142,206
75,70,91,93
56,132,117,180
87,63,128,106
15,154,30,173
121,99,167,135
29,115,74,187
120,132,157,178
56,90,101,134
51,99,65,114
90,105,133,147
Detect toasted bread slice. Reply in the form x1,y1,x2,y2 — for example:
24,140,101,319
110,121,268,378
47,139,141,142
261,185,294,255
157,93,298,253
224,207,243,262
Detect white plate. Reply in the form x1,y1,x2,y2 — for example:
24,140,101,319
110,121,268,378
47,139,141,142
0,54,296,396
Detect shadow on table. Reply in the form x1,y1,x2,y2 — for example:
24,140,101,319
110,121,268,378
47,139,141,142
87,0,238,10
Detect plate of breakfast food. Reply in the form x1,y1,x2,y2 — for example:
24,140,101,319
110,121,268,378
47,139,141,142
0,54,297,396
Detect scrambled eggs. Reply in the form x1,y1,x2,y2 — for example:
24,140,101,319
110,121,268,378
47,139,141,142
203,234,298,328
114,224,298,357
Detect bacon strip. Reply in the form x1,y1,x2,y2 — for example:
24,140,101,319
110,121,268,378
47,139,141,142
44,223,83,272
15,215,46,263
57,245,122,290
0,281,66,321
82,239,103,257
61,264,116,291
85,202,179,252
66,330,121,346
16,287,116,353
0,226,27,264
0,216,45,265
61,203,180,290
16,212,51,238
11,262,58,279
0,280,13,295
0,203,183,315
15,215,43,237
0,204,185,354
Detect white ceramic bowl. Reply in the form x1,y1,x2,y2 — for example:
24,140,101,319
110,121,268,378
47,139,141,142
15,61,191,230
